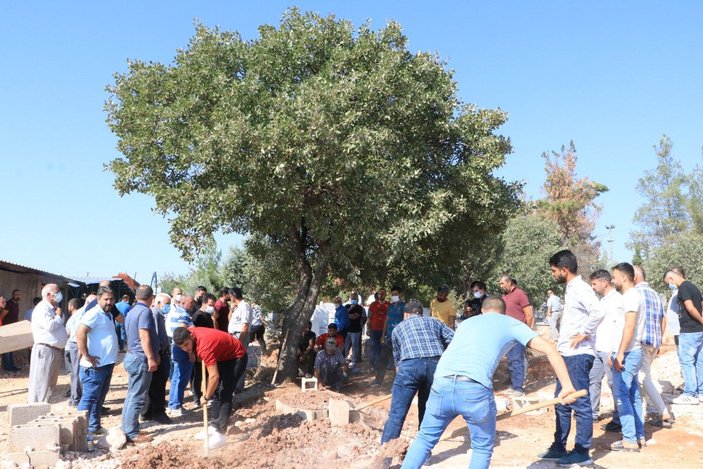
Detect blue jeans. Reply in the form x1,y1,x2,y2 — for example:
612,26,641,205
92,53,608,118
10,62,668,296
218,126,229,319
168,342,193,410
115,322,126,351
552,354,594,454
589,350,617,421
345,332,362,364
2,351,18,370
402,376,496,469
612,349,644,442
121,353,153,438
78,364,114,432
506,343,526,392
369,330,383,368
678,332,703,397
381,357,439,443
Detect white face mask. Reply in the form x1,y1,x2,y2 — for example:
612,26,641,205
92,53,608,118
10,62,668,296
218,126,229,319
205,305,214,313
174,294,182,303
473,291,482,299
390,295,400,303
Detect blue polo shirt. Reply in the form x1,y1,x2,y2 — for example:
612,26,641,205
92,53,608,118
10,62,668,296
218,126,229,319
79,306,119,368
434,313,537,389
125,302,159,361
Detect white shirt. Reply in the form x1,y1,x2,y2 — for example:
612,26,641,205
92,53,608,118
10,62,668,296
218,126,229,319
613,288,644,353
31,300,68,348
595,289,623,353
666,291,681,336
228,300,252,334
557,275,605,357
547,295,562,312
79,306,119,368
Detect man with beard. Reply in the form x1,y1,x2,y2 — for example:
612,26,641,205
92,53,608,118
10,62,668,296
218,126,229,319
430,285,456,329
539,250,604,467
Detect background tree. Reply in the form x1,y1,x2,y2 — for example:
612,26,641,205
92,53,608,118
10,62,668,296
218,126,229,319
643,231,703,294
538,141,607,273
106,10,519,381
629,135,689,258
160,242,223,294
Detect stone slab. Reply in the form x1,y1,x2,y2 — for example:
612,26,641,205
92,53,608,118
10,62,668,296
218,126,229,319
4,449,60,467
7,403,51,426
329,398,351,426
0,320,34,354
8,423,60,452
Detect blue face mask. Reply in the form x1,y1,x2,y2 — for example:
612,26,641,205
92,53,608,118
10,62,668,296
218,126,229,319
350,300,358,305
162,304,171,315
53,292,63,304
669,283,677,291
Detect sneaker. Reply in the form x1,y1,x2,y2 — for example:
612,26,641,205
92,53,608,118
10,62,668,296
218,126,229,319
610,439,640,452
600,420,622,433
647,414,674,428
672,394,699,405
538,446,567,460
557,451,593,466
505,389,525,397
167,407,184,417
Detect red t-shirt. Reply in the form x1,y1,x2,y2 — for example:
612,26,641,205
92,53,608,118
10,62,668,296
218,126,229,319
503,287,531,324
315,333,344,349
213,299,230,332
368,300,389,331
189,326,246,366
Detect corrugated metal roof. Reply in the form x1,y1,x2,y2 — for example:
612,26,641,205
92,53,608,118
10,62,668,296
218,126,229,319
0,258,84,284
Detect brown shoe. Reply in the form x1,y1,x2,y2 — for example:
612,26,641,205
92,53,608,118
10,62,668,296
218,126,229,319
128,434,153,444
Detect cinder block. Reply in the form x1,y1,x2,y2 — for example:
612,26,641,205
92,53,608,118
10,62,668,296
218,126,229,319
4,449,60,467
8,423,60,452
7,403,51,426
30,412,88,452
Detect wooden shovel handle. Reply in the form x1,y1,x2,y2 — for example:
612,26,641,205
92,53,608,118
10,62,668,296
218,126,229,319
499,389,588,419
202,360,209,456
355,393,392,411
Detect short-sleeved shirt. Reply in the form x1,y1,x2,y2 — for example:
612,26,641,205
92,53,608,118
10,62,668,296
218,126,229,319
192,310,214,328
503,287,531,323
314,348,346,371
430,299,456,327
116,300,132,318
347,304,365,333
190,326,246,366
677,280,703,333
228,300,252,334
595,289,623,353
315,333,344,349
125,302,158,361
385,301,405,340
166,306,193,338
547,295,562,312
79,306,119,368
368,300,389,331
434,313,538,389
616,288,643,353
213,299,230,332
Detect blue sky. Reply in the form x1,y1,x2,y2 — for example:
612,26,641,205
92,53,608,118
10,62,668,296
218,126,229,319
1,1,702,284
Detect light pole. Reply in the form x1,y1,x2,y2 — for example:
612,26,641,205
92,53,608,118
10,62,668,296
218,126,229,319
605,225,615,264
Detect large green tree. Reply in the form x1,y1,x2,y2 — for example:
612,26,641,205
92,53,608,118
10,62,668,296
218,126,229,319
106,10,519,381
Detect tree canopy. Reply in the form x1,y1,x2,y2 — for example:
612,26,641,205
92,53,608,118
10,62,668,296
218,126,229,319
106,9,520,380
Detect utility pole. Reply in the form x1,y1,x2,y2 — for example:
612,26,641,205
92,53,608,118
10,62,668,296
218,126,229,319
605,225,615,264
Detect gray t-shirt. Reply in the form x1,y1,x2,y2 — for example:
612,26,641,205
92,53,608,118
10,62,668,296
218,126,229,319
126,302,158,361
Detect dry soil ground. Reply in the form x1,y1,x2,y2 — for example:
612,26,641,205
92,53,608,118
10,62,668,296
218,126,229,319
1,341,702,468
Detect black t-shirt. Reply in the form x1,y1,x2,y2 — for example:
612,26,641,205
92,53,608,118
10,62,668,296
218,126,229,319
677,280,703,333
347,304,366,332
298,331,316,352
192,310,214,328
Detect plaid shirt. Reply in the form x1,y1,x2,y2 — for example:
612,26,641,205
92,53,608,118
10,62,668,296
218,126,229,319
391,315,454,366
636,282,665,348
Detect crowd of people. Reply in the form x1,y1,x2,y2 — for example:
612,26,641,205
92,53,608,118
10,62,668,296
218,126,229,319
2,246,702,467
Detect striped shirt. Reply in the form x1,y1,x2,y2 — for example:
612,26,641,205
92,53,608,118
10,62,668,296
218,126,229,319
391,315,454,366
635,282,665,348
166,306,193,338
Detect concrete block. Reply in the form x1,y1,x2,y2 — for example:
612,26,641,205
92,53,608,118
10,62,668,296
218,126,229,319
8,424,60,452
329,398,350,426
4,449,60,467
30,412,88,452
301,377,317,392
7,403,51,426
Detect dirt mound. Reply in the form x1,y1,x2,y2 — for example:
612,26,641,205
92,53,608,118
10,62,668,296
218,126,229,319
121,444,220,469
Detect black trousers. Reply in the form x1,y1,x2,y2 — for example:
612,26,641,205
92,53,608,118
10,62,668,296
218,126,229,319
210,353,247,434
145,350,170,417
191,359,208,402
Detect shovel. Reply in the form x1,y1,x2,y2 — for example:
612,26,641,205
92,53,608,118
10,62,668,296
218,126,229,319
202,360,209,456
437,389,588,442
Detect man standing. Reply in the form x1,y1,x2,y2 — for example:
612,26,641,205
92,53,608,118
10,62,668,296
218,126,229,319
430,285,455,329
588,270,622,429
665,266,703,405
381,300,453,444
539,250,604,466
122,285,159,444
333,296,349,341
76,286,118,436
227,287,251,393
213,288,231,333
402,297,579,469
63,299,82,405
498,275,533,396
194,286,207,310
368,288,389,369
373,286,405,386
469,281,488,315
249,302,268,351
608,263,645,452
2,289,22,371
166,291,194,417
143,293,172,423
633,265,673,426
546,289,563,341
28,284,68,402
345,293,365,366
115,294,132,354
173,326,248,437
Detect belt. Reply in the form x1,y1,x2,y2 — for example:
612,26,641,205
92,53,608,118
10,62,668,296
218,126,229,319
443,374,478,383
38,343,64,352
